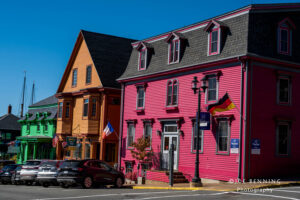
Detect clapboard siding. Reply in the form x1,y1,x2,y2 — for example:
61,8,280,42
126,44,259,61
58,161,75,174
121,64,242,181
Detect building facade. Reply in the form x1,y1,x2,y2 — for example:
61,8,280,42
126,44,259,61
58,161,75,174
0,105,21,160
118,3,300,182
17,96,57,164
55,30,135,165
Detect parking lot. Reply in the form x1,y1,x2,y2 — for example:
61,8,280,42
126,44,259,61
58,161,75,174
0,184,299,200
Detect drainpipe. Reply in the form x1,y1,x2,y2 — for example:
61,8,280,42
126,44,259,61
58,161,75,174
243,60,249,182
118,83,125,171
238,58,245,181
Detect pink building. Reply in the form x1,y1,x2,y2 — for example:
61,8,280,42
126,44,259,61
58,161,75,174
117,3,300,182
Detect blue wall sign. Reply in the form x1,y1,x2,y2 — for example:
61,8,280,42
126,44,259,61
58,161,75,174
199,112,210,130
230,139,239,154
251,139,261,155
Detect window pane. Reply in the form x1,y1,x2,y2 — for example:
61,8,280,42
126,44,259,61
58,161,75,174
172,82,178,105
65,102,70,118
279,78,289,103
86,66,91,84
137,87,144,108
83,99,88,117
58,102,63,118
212,31,218,42
174,41,179,62
164,137,169,150
140,51,146,69
72,69,77,86
208,77,217,101
170,42,174,62
217,120,228,152
128,124,134,147
172,137,177,151
164,125,177,133
167,83,172,105
278,124,288,155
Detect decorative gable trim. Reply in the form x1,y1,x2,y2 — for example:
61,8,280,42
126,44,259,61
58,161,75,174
165,32,186,43
278,17,296,30
204,20,227,32
135,42,152,71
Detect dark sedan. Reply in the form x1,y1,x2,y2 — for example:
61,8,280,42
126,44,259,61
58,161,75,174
57,159,124,189
0,164,20,184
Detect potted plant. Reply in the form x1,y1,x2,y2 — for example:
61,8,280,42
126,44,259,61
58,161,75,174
130,137,153,185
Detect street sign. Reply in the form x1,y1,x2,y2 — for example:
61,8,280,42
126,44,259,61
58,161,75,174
230,139,239,154
251,139,261,155
66,137,77,147
199,112,210,130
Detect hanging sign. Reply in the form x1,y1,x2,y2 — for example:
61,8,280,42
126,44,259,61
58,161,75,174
251,139,261,155
199,112,210,130
66,137,77,147
230,139,239,154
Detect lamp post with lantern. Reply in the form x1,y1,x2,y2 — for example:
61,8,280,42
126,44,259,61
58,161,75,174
191,76,207,187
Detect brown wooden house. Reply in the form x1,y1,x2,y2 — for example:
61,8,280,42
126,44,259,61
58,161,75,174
55,30,135,165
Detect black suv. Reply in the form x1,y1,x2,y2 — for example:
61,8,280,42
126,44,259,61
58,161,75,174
57,159,124,189
0,164,19,184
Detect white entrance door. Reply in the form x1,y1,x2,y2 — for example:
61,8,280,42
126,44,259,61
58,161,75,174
162,135,178,170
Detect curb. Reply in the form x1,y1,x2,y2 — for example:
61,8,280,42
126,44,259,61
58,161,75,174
132,181,300,191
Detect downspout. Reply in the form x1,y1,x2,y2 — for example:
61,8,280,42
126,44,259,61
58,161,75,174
243,60,249,182
238,58,245,181
118,83,125,171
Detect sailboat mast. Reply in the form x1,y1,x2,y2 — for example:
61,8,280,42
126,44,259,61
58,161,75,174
30,81,35,105
20,71,26,118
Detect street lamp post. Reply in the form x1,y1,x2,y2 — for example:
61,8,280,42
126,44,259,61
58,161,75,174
191,76,207,187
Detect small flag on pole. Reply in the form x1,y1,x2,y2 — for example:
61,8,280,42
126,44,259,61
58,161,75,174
207,93,235,116
103,122,114,139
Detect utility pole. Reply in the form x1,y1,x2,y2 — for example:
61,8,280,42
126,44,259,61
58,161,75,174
30,81,35,105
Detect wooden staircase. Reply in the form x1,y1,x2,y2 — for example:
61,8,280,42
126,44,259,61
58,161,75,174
166,171,189,183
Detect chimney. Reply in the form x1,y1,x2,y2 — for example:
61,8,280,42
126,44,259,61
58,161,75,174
8,104,12,114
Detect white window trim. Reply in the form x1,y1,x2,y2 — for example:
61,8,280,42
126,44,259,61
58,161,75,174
166,79,179,107
136,86,145,110
143,122,152,150
205,76,219,104
277,75,292,105
216,118,231,155
276,121,291,157
168,36,180,64
277,24,292,56
207,25,221,56
126,123,135,149
191,125,204,153
138,47,147,71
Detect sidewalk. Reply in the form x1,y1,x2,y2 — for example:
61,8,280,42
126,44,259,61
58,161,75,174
131,180,300,191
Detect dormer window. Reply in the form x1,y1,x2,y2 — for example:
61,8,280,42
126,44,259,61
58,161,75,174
166,32,185,64
169,39,180,63
136,42,151,71
204,20,227,56
278,18,295,56
139,49,146,70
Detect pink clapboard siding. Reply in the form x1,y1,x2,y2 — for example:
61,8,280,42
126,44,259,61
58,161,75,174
248,64,300,179
121,63,243,182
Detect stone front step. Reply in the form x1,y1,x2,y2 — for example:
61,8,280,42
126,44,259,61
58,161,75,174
146,170,189,183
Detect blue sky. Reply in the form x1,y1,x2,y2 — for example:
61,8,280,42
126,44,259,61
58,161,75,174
0,0,298,116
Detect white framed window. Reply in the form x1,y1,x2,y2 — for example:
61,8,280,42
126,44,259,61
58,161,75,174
277,76,291,105
216,119,230,154
208,26,221,56
169,39,180,64
136,86,145,109
276,122,291,156
144,123,152,148
191,122,203,153
205,75,218,103
139,49,147,70
127,123,135,148
166,80,178,106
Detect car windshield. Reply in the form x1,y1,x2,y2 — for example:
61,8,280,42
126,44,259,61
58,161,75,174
41,161,57,167
25,161,41,166
2,165,17,171
60,161,81,168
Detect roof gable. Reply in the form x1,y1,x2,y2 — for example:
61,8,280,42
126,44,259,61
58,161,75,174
0,114,20,131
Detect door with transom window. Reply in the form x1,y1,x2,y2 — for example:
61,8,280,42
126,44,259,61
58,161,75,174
161,123,179,170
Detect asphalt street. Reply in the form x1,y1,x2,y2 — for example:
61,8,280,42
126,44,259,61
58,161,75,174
0,184,299,200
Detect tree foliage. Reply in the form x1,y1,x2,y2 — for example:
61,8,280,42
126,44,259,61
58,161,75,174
130,137,153,162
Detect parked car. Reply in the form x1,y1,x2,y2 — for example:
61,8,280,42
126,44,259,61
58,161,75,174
0,160,15,170
11,165,23,185
0,164,19,184
20,160,46,185
36,160,63,187
57,159,125,189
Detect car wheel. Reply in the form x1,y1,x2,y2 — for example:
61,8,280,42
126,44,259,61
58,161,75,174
60,183,69,188
82,176,93,189
1,181,8,185
114,177,123,188
42,182,49,188
25,181,33,186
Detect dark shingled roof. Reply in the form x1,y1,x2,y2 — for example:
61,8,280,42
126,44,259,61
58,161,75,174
0,114,21,131
81,30,136,88
29,95,57,107
20,95,58,121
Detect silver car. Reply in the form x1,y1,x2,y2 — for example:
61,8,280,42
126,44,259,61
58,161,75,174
36,160,63,187
20,160,45,185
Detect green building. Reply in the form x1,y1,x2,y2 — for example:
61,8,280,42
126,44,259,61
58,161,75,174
17,95,57,163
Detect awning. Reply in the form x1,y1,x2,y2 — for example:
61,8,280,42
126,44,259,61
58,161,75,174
16,135,52,142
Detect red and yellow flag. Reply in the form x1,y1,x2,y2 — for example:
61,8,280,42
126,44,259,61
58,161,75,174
207,93,235,116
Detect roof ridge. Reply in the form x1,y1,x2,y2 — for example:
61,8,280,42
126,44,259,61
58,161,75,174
80,29,136,41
